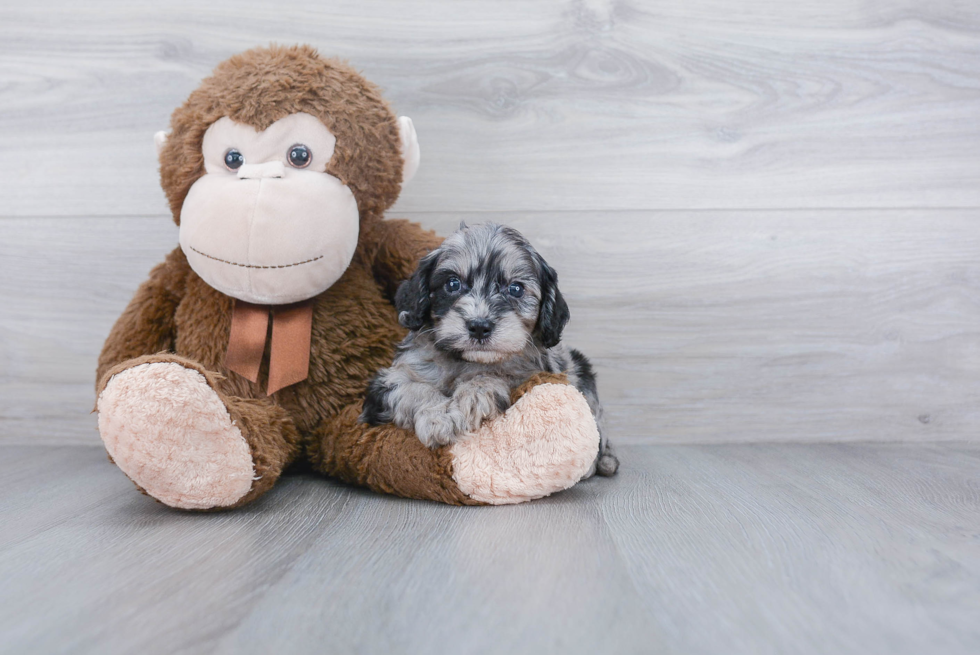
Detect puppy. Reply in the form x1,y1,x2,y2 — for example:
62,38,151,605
361,223,618,478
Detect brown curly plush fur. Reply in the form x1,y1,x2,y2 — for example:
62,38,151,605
96,45,580,509
160,44,404,225
97,45,487,507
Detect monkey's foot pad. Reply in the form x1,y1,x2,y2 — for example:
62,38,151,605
450,383,600,504
97,362,255,509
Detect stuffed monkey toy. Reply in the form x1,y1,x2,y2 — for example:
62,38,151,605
95,45,600,510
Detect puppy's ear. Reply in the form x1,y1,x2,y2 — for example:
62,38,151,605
395,251,438,330
533,254,570,348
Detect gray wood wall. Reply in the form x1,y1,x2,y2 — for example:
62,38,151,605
2,0,978,445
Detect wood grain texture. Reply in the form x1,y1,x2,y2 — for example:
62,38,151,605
3,210,979,445
0,217,179,443
1,0,979,215
2,5,977,652
0,443,977,654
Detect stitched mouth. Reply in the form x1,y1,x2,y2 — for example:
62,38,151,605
188,246,324,269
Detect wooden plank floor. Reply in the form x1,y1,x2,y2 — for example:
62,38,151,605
2,443,978,654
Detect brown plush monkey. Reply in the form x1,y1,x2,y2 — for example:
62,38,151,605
95,45,599,510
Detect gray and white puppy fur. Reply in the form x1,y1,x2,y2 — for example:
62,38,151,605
361,222,618,478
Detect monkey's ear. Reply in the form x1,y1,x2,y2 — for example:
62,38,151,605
533,255,571,349
395,251,437,330
397,116,420,185
154,131,168,158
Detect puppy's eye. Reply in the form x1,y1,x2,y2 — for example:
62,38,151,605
445,277,462,293
507,282,525,298
224,149,244,170
288,144,312,168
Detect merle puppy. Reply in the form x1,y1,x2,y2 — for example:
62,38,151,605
361,222,618,478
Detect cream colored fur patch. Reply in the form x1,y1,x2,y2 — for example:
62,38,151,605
450,383,600,504
97,362,254,510
179,114,359,305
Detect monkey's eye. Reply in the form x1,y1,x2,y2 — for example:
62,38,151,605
507,282,525,298
288,144,312,168
224,149,244,171
445,277,462,293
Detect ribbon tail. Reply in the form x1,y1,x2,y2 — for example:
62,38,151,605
225,301,270,383
267,300,314,395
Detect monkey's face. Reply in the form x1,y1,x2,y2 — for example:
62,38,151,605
178,113,359,305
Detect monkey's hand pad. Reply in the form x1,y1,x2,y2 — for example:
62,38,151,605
450,382,600,505
97,361,255,510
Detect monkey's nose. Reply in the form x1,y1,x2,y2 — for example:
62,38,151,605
237,161,285,180
466,319,494,340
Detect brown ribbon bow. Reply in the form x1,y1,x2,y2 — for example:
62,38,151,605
225,299,314,395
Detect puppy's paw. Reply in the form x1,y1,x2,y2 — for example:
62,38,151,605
596,440,620,477
452,377,511,433
596,452,620,477
582,440,620,479
414,405,462,448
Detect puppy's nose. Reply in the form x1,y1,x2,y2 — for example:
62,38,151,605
466,319,494,340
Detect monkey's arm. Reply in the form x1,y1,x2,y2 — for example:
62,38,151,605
95,247,188,390
366,218,443,302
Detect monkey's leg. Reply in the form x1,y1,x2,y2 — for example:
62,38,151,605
96,354,300,510
309,404,482,506
308,373,599,505
449,373,600,504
